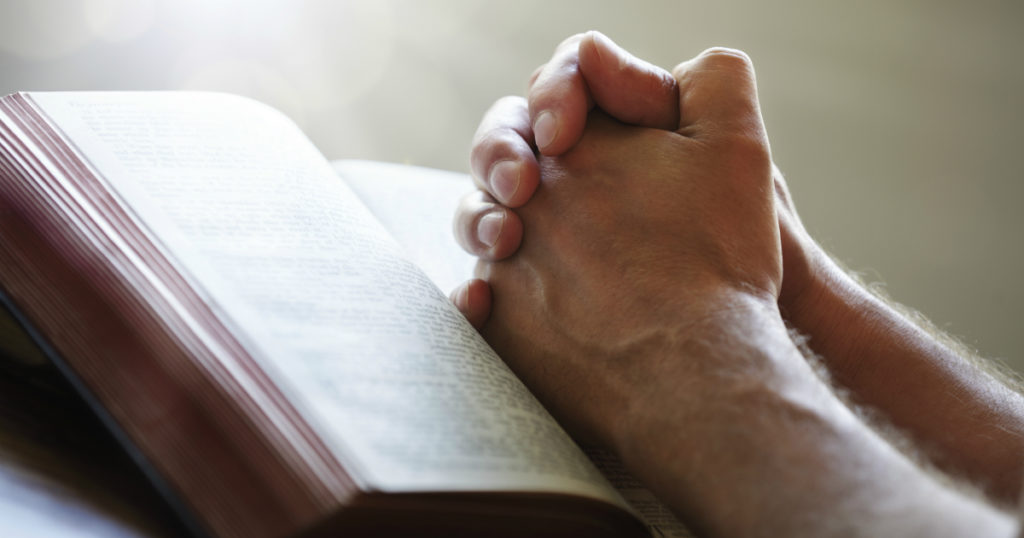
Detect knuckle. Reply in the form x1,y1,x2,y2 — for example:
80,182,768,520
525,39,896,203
528,64,546,87
469,131,494,161
721,128,767,154
717,130,772,172
476,96,526,136
472,128,520,162
669,63,690,82
455,192,491,224
697,47,754,72
492,94,526,112
555,32,587,52
654,69,680,95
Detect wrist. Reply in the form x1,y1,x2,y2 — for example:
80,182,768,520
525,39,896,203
608,294,818,464
779,243,879,372
603,294,1018,537
607,298,869,535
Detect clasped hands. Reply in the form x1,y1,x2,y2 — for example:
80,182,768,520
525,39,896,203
449,31,1022,537
452,32,818,446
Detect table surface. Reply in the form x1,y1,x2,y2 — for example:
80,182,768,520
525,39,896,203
0,359,185,537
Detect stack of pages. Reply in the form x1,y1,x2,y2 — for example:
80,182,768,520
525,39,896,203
0,92,689,537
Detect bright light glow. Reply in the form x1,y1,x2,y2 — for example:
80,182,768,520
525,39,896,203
82,0,157,43
0,0,94,59
168,0,398,123
178,58,306,124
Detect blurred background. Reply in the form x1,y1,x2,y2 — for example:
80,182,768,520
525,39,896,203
1,0,1022,375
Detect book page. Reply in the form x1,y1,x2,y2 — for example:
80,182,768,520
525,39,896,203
587,450,693,538
26,92,627,505
335,159,693,537
335,160,477,296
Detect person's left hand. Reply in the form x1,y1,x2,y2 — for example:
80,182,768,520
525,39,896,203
450,31,680,328
455,48,783,445
451,32,825,337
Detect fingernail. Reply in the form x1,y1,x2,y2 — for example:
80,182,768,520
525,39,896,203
455,284,469,312
533,110,558,150
477,212,505,248
489,160,521,204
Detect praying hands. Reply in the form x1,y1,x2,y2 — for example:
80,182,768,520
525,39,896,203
450,32,1024,537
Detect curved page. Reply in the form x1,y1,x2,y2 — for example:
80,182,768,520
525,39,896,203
27,92,628,507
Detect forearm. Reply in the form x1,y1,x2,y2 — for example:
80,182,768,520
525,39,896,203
610,296,1017,537
786,252,1024,502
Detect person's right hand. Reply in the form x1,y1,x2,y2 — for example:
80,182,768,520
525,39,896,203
453,31,829,335
467,49,787,450
453,31,1024,504
452,44,1024,537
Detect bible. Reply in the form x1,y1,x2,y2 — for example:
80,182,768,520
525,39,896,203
0,92,690,537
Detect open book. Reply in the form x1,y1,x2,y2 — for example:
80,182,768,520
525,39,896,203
0,92,690,537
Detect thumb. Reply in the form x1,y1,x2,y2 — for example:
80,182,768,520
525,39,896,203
672,47,766,138
577,31,680,131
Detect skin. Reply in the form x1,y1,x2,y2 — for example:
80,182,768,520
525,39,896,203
457,43,1016,536
454,31,1024,505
